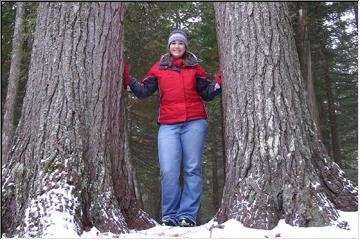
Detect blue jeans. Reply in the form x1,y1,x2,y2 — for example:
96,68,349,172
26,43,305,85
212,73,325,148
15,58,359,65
158,119,208,225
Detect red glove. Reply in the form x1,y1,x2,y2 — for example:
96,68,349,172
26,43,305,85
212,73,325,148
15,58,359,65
215,67,222,86
123,63,129,89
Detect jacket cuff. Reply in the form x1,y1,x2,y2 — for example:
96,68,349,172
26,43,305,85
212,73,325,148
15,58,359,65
127,76,137,92
129,76,137,85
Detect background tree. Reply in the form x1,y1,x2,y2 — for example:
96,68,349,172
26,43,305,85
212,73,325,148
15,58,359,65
1,2,37,165
1,3,154,237
214,2,357,230
2,2,25,165
293,2,322,140
290,2,358,180
1,1,16,117
314,2,358,177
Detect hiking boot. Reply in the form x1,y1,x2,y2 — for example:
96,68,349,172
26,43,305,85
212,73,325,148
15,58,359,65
162,218,178,226
178,218,195,227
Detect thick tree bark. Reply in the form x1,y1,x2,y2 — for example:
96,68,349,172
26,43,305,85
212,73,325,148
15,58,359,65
1,3,155,237
2,2,25,165
214,2,357,230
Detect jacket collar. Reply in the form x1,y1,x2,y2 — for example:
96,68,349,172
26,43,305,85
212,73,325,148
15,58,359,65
159,52,199,70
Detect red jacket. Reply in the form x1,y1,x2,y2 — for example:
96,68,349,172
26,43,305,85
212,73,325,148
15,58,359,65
128,52,221,124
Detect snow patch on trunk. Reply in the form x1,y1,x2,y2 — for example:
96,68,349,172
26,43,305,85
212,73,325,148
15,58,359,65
20,183,80,238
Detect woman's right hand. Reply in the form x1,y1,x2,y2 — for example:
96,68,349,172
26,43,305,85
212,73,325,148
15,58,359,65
123,63,129,89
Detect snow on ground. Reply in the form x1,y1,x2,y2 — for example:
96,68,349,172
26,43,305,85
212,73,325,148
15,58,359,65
81,210,359,239
3,210,357,238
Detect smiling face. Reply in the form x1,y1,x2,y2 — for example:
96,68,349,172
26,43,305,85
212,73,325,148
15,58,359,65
169,40,186,58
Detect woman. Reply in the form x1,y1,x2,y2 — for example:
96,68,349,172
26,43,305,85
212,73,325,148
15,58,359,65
123,29,222,227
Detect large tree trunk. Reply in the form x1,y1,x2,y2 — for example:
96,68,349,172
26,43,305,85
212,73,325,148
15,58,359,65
1,3,155,238
214,2,357,230
2,2,25,165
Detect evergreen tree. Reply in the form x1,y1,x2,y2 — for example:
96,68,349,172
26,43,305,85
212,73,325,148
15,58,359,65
214,2,357,230
2,3,154,237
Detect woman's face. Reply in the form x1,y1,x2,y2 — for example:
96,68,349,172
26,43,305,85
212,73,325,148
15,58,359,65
169,40,186,58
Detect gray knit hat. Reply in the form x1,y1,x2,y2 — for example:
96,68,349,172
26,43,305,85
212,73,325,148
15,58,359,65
168,29,188,49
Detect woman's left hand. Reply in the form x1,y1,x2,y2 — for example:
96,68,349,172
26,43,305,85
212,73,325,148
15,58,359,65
215,67,222,86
